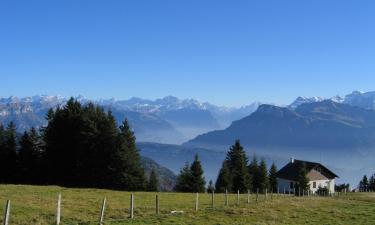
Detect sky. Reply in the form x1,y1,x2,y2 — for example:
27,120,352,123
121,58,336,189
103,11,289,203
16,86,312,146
0,0,375,107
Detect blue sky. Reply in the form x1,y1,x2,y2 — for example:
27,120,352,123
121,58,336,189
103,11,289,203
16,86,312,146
0,0,374,106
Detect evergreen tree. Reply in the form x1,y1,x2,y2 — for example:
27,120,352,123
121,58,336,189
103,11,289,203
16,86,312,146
369,174,375,191
43,98,147,190
269,162,278,193
0,122,17,183
175,163,193,192
207,180,215,193
248,154,259,192
215,160,232,193
295,163,310,194
18,128,43,184
226,140,251,193
114,119,146,190
359,175,369,191
43,98,86,186
258,159,269,193
147,167,159,192
190,154,206,193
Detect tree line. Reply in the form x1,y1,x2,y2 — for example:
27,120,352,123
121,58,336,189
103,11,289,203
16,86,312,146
0,98,158,191
174,140,281,193
1,99,292,194
359,174,375,192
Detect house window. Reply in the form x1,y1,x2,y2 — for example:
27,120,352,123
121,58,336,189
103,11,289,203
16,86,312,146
290,182,294,189
313,182,316,188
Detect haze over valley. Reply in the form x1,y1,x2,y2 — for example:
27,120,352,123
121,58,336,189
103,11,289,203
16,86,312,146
2,90,375,186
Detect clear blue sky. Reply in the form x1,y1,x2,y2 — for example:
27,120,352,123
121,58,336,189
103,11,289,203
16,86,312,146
1,0,374,106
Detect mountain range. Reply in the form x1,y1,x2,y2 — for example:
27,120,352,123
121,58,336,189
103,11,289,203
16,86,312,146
3,90,375,185
0,95,259,144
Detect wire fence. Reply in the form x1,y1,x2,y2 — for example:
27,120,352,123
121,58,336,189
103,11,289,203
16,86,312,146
1,189,349,225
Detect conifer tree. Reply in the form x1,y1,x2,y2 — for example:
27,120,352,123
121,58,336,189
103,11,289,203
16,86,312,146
0,122,17,183
258,159,269,193
295,163,309,194
369,174,375,191
215,160,232,193
207,180,215,193
115,119,146,190
175,163,193,192
248,154,259,192
269,162,278,193
190,154,206,193
360,175,369,191
18,128,42,184
147,167,159,192
226,140,251,193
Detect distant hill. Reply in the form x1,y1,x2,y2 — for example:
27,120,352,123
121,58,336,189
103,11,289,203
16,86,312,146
140,156,177,191
185,100,375,150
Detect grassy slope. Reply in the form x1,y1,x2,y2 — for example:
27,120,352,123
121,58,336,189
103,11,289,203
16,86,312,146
0,185,374,225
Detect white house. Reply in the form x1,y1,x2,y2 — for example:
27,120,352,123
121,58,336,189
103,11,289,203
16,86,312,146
276,158,338,194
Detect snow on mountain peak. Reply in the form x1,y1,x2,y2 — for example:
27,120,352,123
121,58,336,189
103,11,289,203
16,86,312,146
289,96,324,109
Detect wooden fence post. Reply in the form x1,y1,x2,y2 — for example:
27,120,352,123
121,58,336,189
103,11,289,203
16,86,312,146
3,200,10,225
156,194,160,215
211,191,215,208
225,189,228,206
130,194,134,219
99,198,106,225
237,190,240,205
247,190,250,204
256,189,259,203
265,188,267,200
56,194,61,225
195,193,199,211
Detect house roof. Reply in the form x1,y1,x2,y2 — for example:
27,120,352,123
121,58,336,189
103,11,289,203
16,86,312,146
276,159,338,181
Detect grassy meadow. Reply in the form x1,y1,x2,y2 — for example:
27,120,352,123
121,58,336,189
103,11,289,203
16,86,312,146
0,185,375,225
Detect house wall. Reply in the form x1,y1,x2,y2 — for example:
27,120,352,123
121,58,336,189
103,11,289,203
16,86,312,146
277,178,335,193
309,179,335,193
277,178,295,193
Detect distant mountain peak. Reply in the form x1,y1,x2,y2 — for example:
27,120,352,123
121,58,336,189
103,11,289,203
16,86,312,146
289,96,324,109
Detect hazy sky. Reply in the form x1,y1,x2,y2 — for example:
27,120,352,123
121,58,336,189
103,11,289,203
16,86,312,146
1,0,374,106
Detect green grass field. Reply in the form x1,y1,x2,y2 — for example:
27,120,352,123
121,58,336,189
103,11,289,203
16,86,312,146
0,185,374,225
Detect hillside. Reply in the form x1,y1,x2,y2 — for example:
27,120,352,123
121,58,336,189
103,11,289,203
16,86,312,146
0,185,374,225
186,100,375,150
140,156,177,191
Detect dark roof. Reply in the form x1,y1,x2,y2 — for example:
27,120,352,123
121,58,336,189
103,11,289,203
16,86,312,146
276,159,338,181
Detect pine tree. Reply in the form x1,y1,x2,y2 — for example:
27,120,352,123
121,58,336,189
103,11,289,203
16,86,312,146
43,98,148,190
258,159,269,193
147,167,159,192
115,119,146,190
207,180,215,193
0,122,17,183
175,163,193,192
215,160,232,193
190,154,206,193
360,175,369,191
226,140,251,193
18,128,43,184
248,154,259,192
269,162,278,193
295,163,309,194
369,174,375,191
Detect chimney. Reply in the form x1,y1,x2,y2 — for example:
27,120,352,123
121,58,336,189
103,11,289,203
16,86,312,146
290,157,295,163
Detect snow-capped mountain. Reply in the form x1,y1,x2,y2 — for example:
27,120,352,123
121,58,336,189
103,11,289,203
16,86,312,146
0,95,260,144
289,96,324,109
343,91,375,110
288,91,375,111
